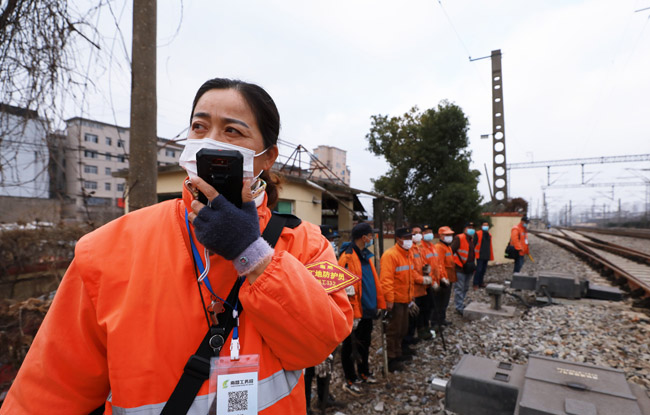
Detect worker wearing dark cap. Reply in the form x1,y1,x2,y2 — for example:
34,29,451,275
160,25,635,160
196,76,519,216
510,215,530,273
380,227,416,372
320,224,340,258
338,222,386,393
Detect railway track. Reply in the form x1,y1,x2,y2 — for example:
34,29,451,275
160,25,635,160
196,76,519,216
530,228,650,307
567,225,650,240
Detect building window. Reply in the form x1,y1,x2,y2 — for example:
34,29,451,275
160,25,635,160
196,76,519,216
117,183,125,192
84,150,98,158
118,155,126,163
84,133,98,143
165,148,176,157
276,200,293,214
86,197,110,206
105,182,111,191
117,139,125,148
84,165,98,174
83,181,98,190
106,137,112,146
105,167,111,175
105,153,111,161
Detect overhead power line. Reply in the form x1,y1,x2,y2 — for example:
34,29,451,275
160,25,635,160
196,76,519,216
508,154,650,169
542,182,648,190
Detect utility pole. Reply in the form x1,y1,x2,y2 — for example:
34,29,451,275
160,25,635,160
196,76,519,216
127,0,158,211
569,200,572,226
490,50,508,204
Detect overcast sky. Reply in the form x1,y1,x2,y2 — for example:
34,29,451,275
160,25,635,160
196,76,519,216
75,0,650,223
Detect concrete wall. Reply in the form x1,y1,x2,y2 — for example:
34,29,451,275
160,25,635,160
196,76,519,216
158,170,185,195
279,180,322,225
484,212,523,264
0,196,62,223
337,198,354,234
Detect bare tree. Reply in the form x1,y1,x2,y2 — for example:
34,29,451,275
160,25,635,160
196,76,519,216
0,0,102,189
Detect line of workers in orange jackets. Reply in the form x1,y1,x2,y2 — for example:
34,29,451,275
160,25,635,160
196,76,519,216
306,218,530,411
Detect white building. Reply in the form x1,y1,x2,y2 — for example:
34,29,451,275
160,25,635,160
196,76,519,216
62,117,183,210
311,145,351,185
0,104,49,198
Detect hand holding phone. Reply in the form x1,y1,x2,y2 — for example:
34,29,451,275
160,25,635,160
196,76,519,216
196,149,244,208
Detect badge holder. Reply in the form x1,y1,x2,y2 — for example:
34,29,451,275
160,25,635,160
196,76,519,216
209,354,260,415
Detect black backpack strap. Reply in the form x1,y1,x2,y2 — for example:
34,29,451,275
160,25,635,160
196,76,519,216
262,213,287,248
161,279,243,415
261,212,302,247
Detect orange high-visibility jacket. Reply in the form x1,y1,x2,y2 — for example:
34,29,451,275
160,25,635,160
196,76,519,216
474,230,494,261
453,233,472,268
510,223,530,255
420,240,442,284
411,243,430,297
379,244,414,304
1,189,353,415
338,245,386,319
434,242,457,283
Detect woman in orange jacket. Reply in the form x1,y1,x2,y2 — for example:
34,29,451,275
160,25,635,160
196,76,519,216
1,78,353,415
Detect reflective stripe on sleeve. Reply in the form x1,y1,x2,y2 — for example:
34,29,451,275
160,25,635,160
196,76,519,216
112,395,209,415
258,369,302,410
413,253,421,258
395,265,410,272
425,253,434,259
111,369,302,414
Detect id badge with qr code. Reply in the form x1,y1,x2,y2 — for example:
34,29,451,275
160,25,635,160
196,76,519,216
209,354,260,415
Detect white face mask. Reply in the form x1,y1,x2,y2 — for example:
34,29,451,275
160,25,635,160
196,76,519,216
423,233,434,242
412,234,423,243
178,138,269,180
443,235,453,244
401,239,413,250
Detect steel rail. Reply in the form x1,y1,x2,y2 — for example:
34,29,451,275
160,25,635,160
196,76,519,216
530,230,650,306
566,226,650,240
570,231,650,266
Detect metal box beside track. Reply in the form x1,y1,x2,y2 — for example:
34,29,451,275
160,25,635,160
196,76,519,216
446,354,650,415
586,284,624,301
536,271,588,299
446,355,526,415
517,355,644,415
511,273,537,291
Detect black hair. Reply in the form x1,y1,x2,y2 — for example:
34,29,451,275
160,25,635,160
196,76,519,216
190,78,282,206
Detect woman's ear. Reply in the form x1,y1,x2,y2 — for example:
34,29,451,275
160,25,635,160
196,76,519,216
260,145,279,171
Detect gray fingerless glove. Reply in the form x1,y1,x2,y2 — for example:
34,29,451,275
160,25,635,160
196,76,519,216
193,195,274,275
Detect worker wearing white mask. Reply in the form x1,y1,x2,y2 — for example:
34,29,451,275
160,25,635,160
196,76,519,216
379,227,416,372
433,226,456,327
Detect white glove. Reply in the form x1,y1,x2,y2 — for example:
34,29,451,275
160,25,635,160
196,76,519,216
345,285,355,296
441,278,450,286
422,276,432,285
315,354,334,378
353,318,360,330
432,282,440,291
408,301,420,317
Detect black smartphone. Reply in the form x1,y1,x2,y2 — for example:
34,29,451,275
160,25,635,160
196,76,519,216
196,149,244,208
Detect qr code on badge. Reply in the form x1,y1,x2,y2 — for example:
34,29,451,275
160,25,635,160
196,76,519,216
228,390,248,412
